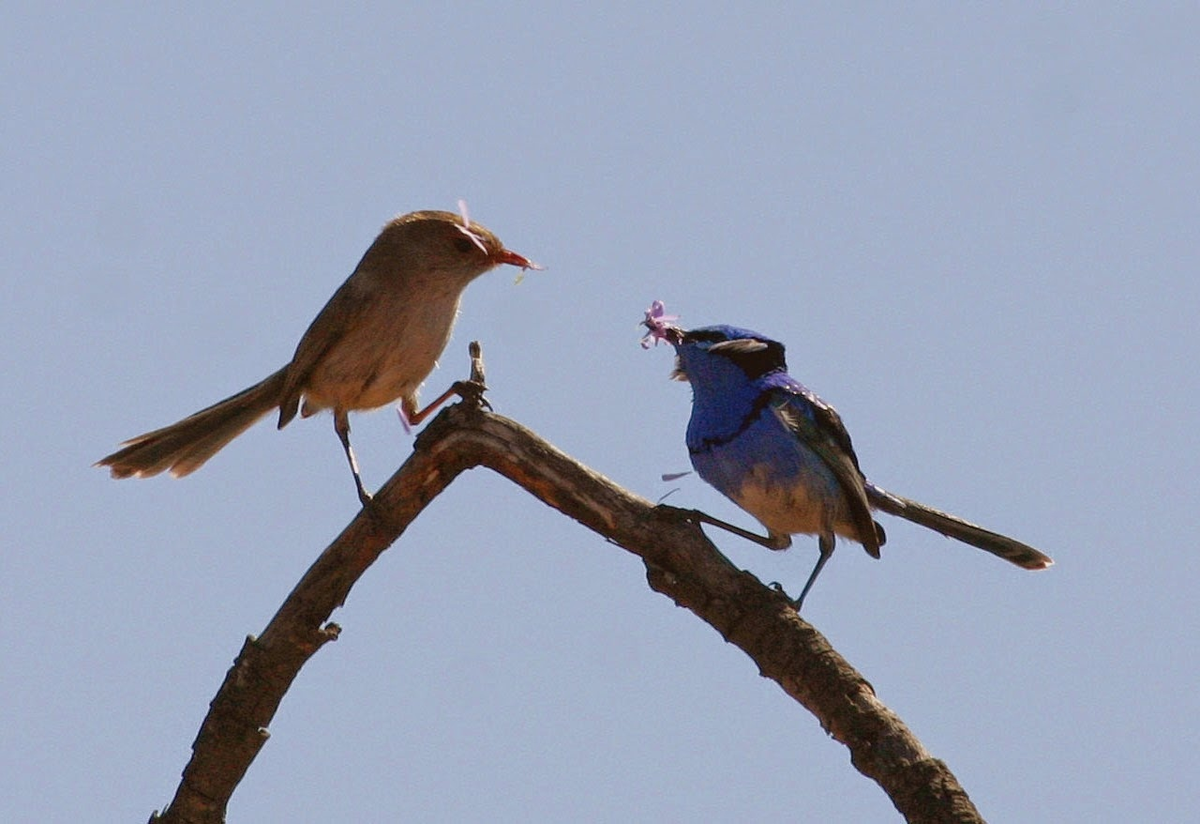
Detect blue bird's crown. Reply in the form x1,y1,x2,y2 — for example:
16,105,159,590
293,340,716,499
676,326,788,381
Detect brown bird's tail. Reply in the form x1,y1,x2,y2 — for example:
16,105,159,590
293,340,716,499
865,482,1053,570
97,367,289,479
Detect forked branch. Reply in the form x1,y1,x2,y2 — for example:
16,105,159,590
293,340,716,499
150,345,981,824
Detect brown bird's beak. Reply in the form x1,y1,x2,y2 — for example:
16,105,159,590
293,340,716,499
493,248,543,271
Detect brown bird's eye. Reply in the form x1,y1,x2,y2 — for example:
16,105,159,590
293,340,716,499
453,237,477,254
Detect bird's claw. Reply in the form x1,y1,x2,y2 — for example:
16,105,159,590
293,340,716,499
656,504,698,525
451,379,492,411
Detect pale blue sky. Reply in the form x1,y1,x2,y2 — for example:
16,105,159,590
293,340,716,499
4,4,1198,822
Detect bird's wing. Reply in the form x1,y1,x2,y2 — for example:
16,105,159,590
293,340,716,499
769,384,883,557
276,276,371,427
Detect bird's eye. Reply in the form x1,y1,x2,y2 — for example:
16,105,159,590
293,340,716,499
453,237,477,254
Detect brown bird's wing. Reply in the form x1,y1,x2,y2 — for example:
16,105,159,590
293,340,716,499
276,276,369,428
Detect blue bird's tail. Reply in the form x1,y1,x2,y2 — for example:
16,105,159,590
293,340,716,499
864,483,1053,570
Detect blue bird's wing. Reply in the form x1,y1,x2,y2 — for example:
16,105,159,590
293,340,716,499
768,385,884,558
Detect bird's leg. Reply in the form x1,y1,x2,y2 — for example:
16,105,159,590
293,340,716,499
401,341,494,428
661,505,791,550
333,410,373,506
403,379,492,427
793,532,835,612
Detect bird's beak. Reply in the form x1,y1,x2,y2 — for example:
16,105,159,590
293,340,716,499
493,248,543,271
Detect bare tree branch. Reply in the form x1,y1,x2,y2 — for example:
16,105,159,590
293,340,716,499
150,346,982,824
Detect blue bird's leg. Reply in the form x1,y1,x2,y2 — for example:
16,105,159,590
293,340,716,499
674,506,792,550
793,532,835,612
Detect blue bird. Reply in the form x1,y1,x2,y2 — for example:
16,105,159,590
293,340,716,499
642,303,1052,611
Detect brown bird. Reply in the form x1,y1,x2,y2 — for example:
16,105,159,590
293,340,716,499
98,207,537,504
